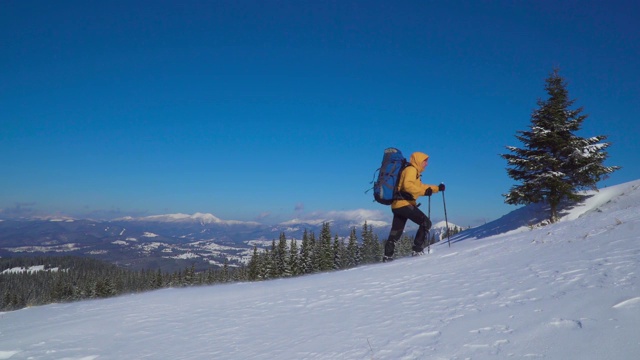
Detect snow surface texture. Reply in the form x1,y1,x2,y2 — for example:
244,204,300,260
1,180,639,359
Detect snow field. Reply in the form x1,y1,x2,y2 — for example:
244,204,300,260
1,180,639,359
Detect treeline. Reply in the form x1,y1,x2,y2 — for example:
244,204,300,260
0,255,244,311
1,222,460,311
247,222,382,280
245,222,462,280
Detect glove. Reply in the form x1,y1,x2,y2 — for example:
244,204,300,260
438,183,446,192
424,188,433,196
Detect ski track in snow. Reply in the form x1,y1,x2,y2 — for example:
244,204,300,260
1,180,640,359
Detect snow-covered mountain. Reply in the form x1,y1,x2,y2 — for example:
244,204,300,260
0,212,394,271
2,179,638,359
429,220,462,242
116,212,262,226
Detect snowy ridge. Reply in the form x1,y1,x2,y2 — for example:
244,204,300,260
118,212,261,226
278,218,389,229
31,215,75,222
428,220,462,242
454,179,640,242
1,180,639,359
277,209,390,229
431,220,462,232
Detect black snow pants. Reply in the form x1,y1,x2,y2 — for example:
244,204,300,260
384,204,432,257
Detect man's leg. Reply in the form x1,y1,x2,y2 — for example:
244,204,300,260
403,206,431,252
384,210,408,259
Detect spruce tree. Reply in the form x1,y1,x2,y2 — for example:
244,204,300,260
396,235,413,257
205,268,216,284
153,269,164,288
288,238,300,276
258,249,270,280
183,264,196,286
346,227,361,267
332,234,345,270
501,68,620,222
247,246,260,281
299,229,313,274
266,240,277,279
319,223,333,271
221,259,230,282
360,222,379,263
371,232,382,262
276,232,290,277
309,232,319,273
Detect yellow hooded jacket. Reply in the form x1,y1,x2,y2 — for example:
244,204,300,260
391,152,440,209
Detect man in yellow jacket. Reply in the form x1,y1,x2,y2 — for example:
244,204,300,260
383,151,444,262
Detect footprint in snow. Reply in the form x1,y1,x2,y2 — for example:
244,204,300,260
549,318,583,329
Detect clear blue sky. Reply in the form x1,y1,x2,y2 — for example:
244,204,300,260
2,0,639,227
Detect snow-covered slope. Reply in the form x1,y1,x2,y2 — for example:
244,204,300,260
454,180,640,241
1,180,639,359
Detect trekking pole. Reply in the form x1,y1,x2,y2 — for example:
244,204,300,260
427,194,432,253
441,189,451,247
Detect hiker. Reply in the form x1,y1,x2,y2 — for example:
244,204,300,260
383,152,444,262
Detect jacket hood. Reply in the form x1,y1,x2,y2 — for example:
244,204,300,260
410,152,429,172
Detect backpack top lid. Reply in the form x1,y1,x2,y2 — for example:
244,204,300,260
384,147,401,155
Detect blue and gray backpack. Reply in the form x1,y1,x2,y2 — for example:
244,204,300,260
371,148,409,205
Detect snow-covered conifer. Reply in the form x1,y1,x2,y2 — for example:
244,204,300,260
502,68,620,222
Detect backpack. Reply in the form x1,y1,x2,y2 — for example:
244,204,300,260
371,148,409,205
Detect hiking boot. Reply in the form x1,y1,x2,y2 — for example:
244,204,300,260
382,256,394,263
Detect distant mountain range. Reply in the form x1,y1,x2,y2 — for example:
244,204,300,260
0,213,460,272
115,212,263,226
